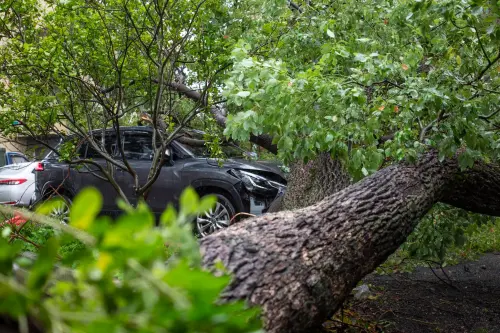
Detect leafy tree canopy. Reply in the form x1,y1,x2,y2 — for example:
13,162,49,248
0,0,275,148
223,0,500,178
4,0,499,180
0,0,289,198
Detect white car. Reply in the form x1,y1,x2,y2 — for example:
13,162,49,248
0,162,38,207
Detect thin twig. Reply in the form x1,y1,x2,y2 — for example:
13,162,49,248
11,232,41,249
426,262,459,291
230,212,256,225
468,49,500,85
479,107,500,122
474,25,491,65
419,110,449,142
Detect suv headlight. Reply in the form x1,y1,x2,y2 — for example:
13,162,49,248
229,169,286,196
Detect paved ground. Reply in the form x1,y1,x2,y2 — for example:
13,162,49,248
324,253,500,333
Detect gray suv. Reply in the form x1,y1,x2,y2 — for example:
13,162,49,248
33,126,286,236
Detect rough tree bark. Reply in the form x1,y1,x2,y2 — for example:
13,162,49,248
168,81,500,331
268,153,351,212
269,135,395,212
200,151,500,333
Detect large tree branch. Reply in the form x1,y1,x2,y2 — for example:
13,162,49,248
200,151,500,333
164,81,278,154
442,161,500,216
468,49,500,85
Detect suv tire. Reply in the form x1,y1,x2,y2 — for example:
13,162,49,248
195,193,235,238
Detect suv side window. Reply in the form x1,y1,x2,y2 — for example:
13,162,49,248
123,133,153,160
85,134,117,159
172,147,182,160
77,142,87,158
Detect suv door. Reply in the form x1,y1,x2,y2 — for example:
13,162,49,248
76,134,121,213
115,131,181,214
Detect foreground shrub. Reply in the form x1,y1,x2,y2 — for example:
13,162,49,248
0,187,262,332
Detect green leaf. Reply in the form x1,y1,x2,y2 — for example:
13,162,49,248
239,58,254,68
458,150,474,170
27,237,58,291
160,204,177,226
352,150,364,169
236,91,251,97
353,53,367,62
278,136,293,151
0,237,22,273
36,197,64,216
116,198,134,214
179,187,199,217
70,187,102,230
454,232,466,247
198,195,217,214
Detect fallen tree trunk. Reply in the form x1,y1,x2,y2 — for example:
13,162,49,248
268,152,351,212
200,151,500,333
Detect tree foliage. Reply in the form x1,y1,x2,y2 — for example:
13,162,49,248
219,0,500,263
0,0,276,200
1,1,500,331
223,0,500,178
2,1,499,248
3,1,500,178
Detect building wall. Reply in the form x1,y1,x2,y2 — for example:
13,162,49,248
0,135,28,153
0,134,59,159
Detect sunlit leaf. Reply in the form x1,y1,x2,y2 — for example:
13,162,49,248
70,187,102,230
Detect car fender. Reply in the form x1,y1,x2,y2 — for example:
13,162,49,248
18,181,36,207
40,180,77,199
190,178,245,213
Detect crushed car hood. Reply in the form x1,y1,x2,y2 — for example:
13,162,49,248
228,159,285,177
182,158,286,179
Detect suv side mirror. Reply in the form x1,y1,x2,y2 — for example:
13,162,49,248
164,147,174,166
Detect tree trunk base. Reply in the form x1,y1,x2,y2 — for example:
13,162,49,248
268,153,351,212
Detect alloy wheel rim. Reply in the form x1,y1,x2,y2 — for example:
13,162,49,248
196,202,230,237
50,201,70,224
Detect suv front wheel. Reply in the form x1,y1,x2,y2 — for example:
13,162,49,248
196,194,235,238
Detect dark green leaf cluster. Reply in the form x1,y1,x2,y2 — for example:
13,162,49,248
379,204,500,273
403,204,494,261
